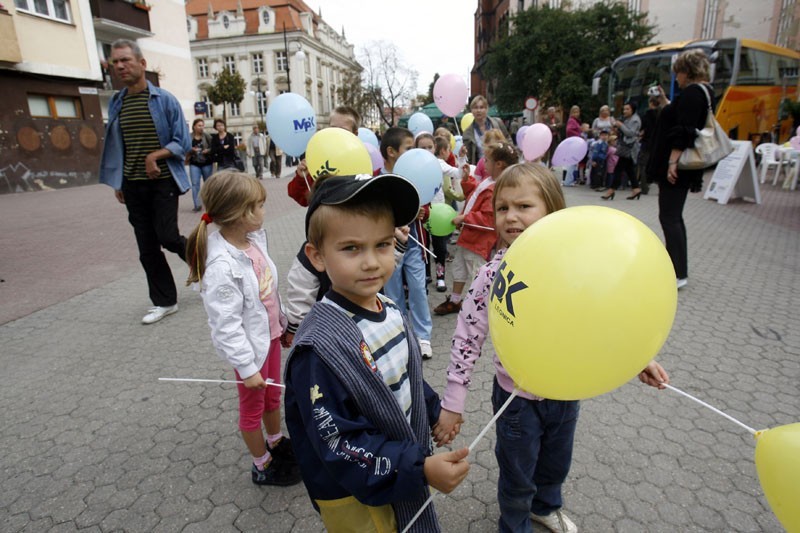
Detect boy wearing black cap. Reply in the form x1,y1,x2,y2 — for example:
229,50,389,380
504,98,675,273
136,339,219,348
284,174,470,533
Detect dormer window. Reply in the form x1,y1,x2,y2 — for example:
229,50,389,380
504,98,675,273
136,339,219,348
262,10,270,24
223,15,229,28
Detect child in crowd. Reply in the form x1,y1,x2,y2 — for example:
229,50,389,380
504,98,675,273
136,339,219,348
474,129,507,181
382,128,434,358
287,106,361,207
577,123,592,185
185,171,301,487
602,135,619,199
434,142,518,316
433,163,671,533
589,129,609,190
284,174,470,532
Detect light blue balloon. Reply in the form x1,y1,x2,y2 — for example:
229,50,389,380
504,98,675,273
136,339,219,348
454,135,463,156
393,148,441,205
357,127,379,148
265,93,316,157
408,112,434,137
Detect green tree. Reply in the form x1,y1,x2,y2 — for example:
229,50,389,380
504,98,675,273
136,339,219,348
483,3,654,117
422,73,439,106
206,67,246,123
337,68,371,123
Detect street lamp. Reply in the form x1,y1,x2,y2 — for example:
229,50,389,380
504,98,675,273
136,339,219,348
283,21,305,93
249,78,267,127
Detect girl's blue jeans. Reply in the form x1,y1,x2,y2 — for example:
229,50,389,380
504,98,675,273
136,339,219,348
492,379,580,533
189,164,213,208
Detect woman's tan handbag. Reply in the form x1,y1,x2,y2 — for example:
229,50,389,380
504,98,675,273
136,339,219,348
678,84,734,170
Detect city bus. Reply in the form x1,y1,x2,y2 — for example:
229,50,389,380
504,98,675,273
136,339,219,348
592,38,800,142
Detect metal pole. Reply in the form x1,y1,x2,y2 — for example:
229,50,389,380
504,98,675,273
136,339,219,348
257,77,263,125
283,22,291,93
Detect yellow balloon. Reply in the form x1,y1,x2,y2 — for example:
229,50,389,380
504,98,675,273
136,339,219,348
488,206,677,400
755,423,800,532
450,135,456,151
460,112,474,132
305,128,372,180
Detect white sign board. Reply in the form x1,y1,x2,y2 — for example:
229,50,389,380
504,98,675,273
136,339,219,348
704,140,761,205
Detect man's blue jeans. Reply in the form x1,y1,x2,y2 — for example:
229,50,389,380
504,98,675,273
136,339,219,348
492,379,580,533
383,244,432,343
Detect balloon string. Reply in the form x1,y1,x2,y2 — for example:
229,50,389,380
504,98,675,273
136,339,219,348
158,377,286,388
407,234,437,259
662,383,756,435
400,388,520,533
462,223,495,231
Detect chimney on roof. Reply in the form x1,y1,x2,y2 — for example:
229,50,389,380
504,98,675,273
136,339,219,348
236,0,243,17
318,6,322,18
341,25,345,39
207,2,214,19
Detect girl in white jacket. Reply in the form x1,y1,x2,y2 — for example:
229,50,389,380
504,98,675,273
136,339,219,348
186,171,301,487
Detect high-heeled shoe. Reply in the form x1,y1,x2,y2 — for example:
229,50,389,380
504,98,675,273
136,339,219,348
626,192,641,200
601,191,615,200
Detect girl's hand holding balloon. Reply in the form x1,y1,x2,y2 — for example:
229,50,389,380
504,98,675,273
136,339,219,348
423,448,470,494
243,373,267,390
394,226,409,245
638,361,669,389
433,408,463,447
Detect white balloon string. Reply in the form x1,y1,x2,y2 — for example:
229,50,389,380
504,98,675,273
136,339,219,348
662,383,756,435
462,223,495,231
454,118,461,136
400,388,520,533
158,377,286,388
407,234,437,259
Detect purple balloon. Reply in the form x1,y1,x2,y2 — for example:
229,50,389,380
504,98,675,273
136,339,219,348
516,125,530,147
551,137,589,167
790,136,800,151
364,142,384,172
521,123,552,162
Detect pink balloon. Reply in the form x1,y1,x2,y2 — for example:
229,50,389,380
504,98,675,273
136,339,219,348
516,125,530,147
521,123,553,161
433,74,469,117
364,142,384,172
790,136,800,151
551,137,588,167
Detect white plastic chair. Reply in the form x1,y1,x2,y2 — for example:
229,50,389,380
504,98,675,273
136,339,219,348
755,143,782,184
778,147,799,191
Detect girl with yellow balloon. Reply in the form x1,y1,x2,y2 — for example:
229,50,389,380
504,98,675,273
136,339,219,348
432,163,672,533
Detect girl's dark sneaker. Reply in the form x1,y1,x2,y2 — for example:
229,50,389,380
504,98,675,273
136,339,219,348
251,461,300,486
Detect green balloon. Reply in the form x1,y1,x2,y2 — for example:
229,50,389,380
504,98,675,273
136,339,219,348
428,203,458,237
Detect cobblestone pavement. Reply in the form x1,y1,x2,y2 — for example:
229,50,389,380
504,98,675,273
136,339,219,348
1,174,798,532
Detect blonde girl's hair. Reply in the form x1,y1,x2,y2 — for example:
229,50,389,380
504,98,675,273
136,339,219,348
484,141,519,168
483,128,506,146
414,132,434,148
185,171,267,285
434,127,452,140
493,163,566,216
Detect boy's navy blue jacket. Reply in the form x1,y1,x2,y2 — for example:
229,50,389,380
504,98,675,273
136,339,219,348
590,140,608,163
284,292,441,523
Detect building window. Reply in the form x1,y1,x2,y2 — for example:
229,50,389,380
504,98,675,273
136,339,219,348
222,14,230,29
252,53,263,74
14,0,71,22
262,9,270,24
197,58,209,78
223,55,236,73
28,94,82,119
201,95,213,118
276,51,287,72
256,91,268,116
230,101,240,116
186,18,191,34
627,0,641,14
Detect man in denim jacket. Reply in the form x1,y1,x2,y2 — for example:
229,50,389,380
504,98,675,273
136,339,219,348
99,39,191,325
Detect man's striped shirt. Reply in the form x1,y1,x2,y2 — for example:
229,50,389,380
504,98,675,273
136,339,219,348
119,90,170,181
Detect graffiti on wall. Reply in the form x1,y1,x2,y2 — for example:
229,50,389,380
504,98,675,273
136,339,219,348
0,163,94,193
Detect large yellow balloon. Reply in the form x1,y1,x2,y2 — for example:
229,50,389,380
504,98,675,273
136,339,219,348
755,423,800,532
305,128,372,180
460,113,474,132
488,206,677,400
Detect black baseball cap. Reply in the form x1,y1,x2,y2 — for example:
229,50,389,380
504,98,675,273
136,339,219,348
305,173,421,237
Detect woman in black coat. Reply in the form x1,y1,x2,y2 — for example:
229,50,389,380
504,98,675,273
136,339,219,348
647,49,712,290
210,118,238,170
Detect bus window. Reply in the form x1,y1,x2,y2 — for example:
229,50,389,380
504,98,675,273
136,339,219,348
739,47,781,85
